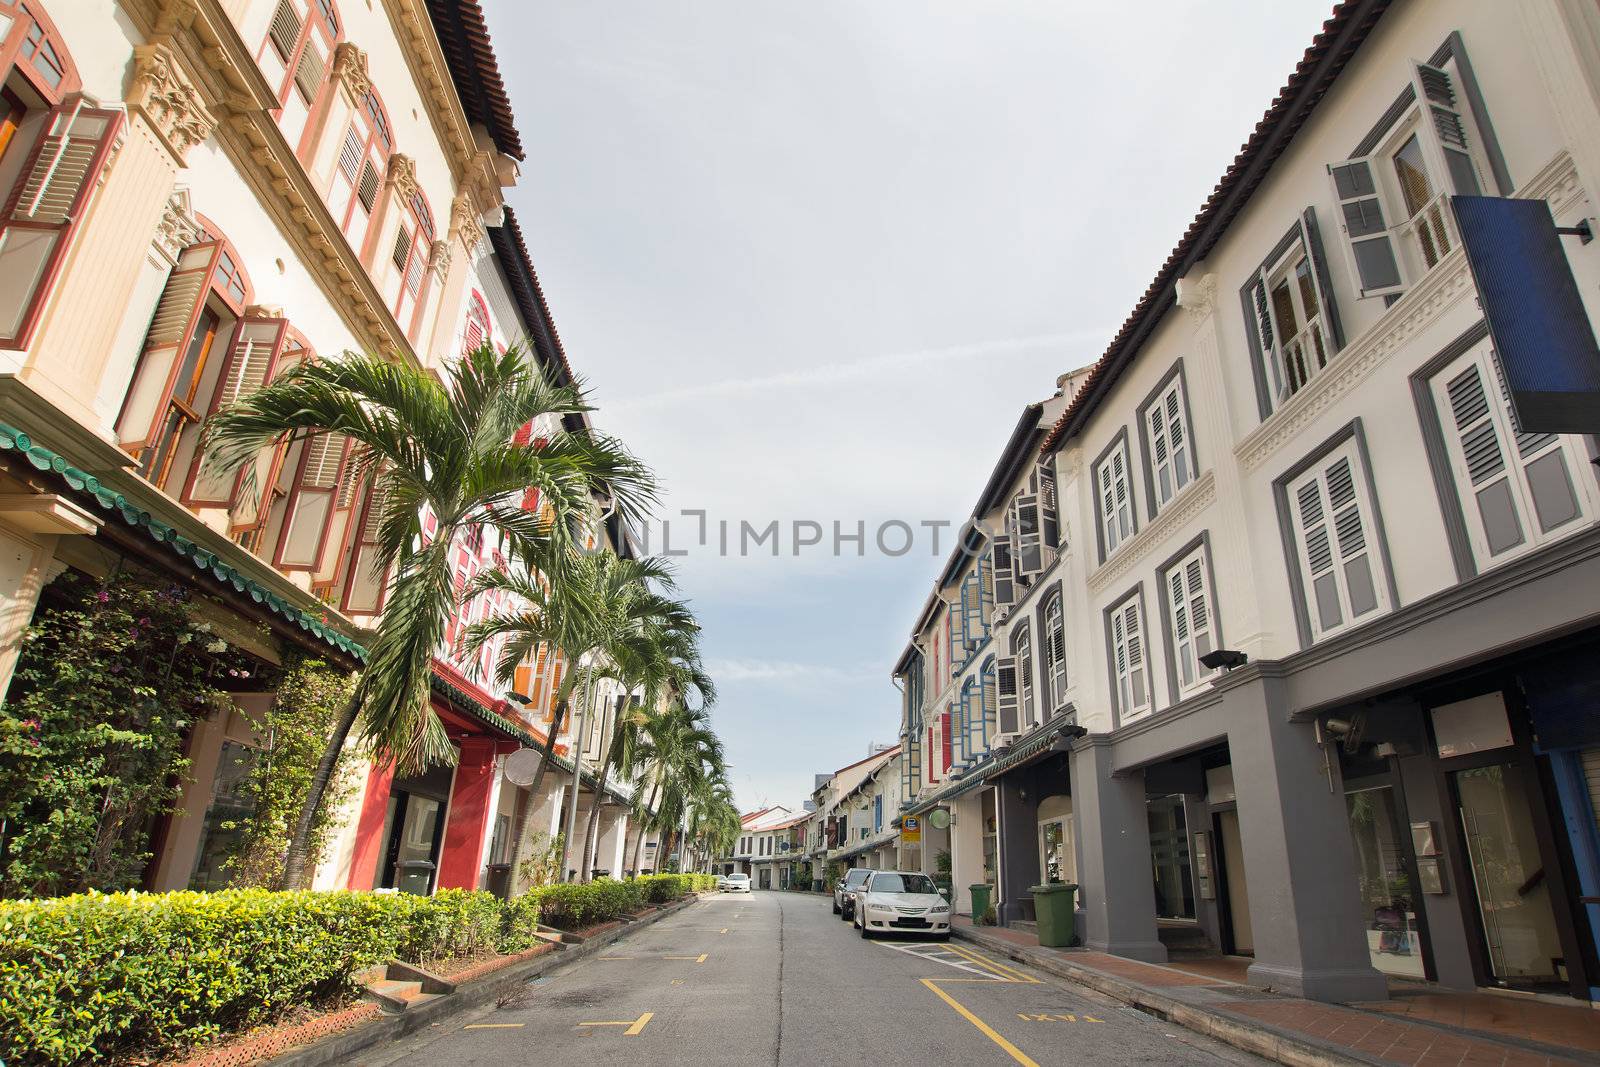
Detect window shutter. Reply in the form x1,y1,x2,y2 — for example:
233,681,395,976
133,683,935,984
945,605,961,674
1169,551,1216,691
1289,447,1385,640
940,707,952,772
268,0,303,61
275,431,350,569
1300,208,1344,352
1411,63,1480,197
391,224,411,273
356,159,380,212
1013,492,1043,580
1045,601,1067,707
980,666,997,741
1035,464,1061,551
1327,156,1403,298
292,41,325,103
996,656,1020,738
184,315,290,508
959,570,983,649
341,477,392,614
337,126,362,182
116,240,225,451
991,534,1015,609
0,99,125,346
1097,442,1133,556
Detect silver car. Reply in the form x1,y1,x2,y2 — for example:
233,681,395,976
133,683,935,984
832,867,873,921
853,871,951,940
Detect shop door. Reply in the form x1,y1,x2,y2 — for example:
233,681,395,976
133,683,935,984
1345,785,1424,978
1216,809,1253,955
379,792,445,894
1148,795,1195,920
1454,762,1566,990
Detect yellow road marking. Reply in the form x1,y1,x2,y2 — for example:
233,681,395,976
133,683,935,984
920,979,1039,1067
663,954,707,962
1016,1013,1104,1023
463,1023,525,1030
719,928,729,934
577,1011,654,1036
944,943,1039,984
671,978,685,985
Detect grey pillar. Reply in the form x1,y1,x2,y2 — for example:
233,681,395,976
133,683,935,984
1226,673,1388,1001
996,776,1039,925
1071,740,1166,963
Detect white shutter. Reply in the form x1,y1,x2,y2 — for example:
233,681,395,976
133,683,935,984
1411,62,1480,197
1097,441,1133,556
995,656,1021,740
1013,493,1043,580
1147,378,1194,510
1288,444,1387,641
1111,597,1150,719
1327,156,1403,298
1168,548,1216,695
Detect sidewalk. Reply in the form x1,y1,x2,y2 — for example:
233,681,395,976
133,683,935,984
952,916,1599,1067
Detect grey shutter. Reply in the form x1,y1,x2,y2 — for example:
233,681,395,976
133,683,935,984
1447,363,1525,556
995,656,1020,737
1412,63,1480,197
1013,493,1043,580
1300,207,1345,351
1328,157,1403,298
1038,463,1060,549
992,534,1015,609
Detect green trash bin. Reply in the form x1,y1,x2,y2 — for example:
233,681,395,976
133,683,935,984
969,883,993,923
1030,882,1077,947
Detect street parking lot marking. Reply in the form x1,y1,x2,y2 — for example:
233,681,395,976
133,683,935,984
719,927,728,934
879,941,1002,979
1016,1013,1104,1023
463,1023,525,1030
577,1011,654,1036
943,944,1040,984
920,979,1039,1067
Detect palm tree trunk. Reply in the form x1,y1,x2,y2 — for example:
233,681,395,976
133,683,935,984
505,699,568,896
578,747,613,881
628,779,660,876
278,678,365,890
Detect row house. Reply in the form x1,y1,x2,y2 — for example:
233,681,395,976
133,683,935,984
891,0,1600,1004
721,804,798,880
801,745,898,885
0,0,637,897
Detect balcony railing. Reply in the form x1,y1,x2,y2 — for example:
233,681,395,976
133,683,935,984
1280,315,1331,400
1397,191,1457,274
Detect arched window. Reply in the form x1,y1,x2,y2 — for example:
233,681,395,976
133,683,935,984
257,0,339,151
461,289,492,357
1040,593,1067,717
328,85,391,253
1010,622,1036,729
0,3,124,349
116,218,260,493
385,183,434,338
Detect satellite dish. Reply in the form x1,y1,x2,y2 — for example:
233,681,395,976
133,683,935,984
927,808,951,830
503,748,541,787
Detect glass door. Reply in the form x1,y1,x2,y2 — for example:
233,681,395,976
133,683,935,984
1455,762,1565,989
1039,817,1073,884
1346,785,1424,977
1148,795,1195,920
381,793,443,895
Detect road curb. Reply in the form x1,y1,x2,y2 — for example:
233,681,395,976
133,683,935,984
263,895,702,1067
951,925,1379,1067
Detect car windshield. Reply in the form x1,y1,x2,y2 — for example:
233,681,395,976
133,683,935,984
845,870,872,886
870,873,937,894
729,874,748,880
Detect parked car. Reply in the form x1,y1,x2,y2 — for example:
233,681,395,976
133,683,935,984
722,872,752,893
715,874,731,890
853,871,951,940
832,867,874,920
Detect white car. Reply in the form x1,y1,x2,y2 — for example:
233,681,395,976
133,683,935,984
853,871,951,939
722,872,752,893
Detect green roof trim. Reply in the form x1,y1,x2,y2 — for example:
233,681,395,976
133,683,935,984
0,421,368,662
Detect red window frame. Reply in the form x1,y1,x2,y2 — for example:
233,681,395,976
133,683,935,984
329,86,391,255
390,186,434,338
340,476,391,616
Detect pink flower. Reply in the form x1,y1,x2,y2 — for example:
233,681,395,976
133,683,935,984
96,591,110,603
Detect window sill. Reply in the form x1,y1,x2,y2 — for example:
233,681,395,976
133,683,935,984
1087,470,1216,596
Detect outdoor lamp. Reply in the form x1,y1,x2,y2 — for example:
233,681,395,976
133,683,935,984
1199,648,1249,671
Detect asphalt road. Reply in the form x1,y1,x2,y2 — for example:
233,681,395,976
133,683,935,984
359,890,1270,1067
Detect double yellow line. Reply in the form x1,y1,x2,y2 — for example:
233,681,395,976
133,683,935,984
919,943,1042,1067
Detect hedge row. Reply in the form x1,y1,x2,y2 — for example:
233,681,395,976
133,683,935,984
0,875,714,1065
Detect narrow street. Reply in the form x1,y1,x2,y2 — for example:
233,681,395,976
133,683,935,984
361,892,1268,1067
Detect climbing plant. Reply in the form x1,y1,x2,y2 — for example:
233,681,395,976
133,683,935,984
223,655,358,888
0,571,253,898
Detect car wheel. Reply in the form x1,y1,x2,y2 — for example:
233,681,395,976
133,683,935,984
936,932,951,942
860,920,873,939
831,900,839,914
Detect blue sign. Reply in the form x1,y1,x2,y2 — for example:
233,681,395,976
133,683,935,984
1452,195,1600,433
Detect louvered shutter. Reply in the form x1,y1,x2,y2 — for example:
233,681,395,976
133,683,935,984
1327,156,1403,298
1300,207,1344,352
940,707,952,772
959,571,982,649
276,431,350,569
1412,62,1480,197
1147,381,1193,509
116,240,225,451
1169,550,1216,692
1247,275,1288,405
1290,448,1384,640
268,0,302,61
292,40,325,103
1097,441,1133,556
1038,463,1060,549
991,534,1015,609
995,656,1020,738
945,605,962,673
184,316,289,507
0,100,125,345
1013,493,1044,580
980,667,997,740
341,478,392,614
1045,600,1067,708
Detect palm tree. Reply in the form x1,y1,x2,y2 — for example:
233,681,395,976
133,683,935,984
626,702,721,876
203,345,655,888
464,551,690,888
683,777,739,873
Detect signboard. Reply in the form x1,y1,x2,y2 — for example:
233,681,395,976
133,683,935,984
927,808,951,830
1452,195,1600,433
900,815,921,845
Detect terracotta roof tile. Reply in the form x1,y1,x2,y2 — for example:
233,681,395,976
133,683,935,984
1040,0,1389,454
489,204,578,386
425,0,525,161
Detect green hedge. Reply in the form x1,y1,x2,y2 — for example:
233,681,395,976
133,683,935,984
0,888,540,1066
0,875,717,1065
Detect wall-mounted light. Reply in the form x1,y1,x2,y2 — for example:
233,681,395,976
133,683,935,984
1199,649,1249,671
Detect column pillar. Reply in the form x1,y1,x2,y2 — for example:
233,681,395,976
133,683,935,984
347,760,395,889
1071,739,1166,962
1518,0,1600,207
436,737,497,890
1226,673,1387,1001
996,775,1040,925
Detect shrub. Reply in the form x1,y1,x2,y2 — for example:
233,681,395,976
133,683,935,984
0,886,541,1066
496,893,544,954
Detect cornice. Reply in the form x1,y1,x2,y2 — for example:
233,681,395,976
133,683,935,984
1233,149,1583,475
126,42,216,164
1086,469,1216,595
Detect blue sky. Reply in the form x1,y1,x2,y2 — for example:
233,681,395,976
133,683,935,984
488,0,1333,810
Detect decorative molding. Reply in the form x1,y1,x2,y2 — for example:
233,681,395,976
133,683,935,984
1175,270,1218,322
127,42,216,164
386,153,419,202
331,42,371,102
428,239,451,280
450,192,485,253
1086,469,1216,595
152,187,202,266
1234,149,1586,474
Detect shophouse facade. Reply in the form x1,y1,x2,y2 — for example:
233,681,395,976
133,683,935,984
888,0,1600,1005
0,0,638,898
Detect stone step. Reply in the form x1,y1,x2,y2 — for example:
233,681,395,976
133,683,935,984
366,979,426,1013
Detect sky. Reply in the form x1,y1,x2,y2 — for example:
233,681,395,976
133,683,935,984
488,0,1335,812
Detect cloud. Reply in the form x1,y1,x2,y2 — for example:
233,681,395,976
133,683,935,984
706,657,880,685
608,328,1108,413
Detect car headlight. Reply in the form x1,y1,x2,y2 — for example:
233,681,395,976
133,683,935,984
929,904,950,913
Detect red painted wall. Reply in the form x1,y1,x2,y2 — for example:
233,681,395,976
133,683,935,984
434,738,497,890
347,760,395,890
